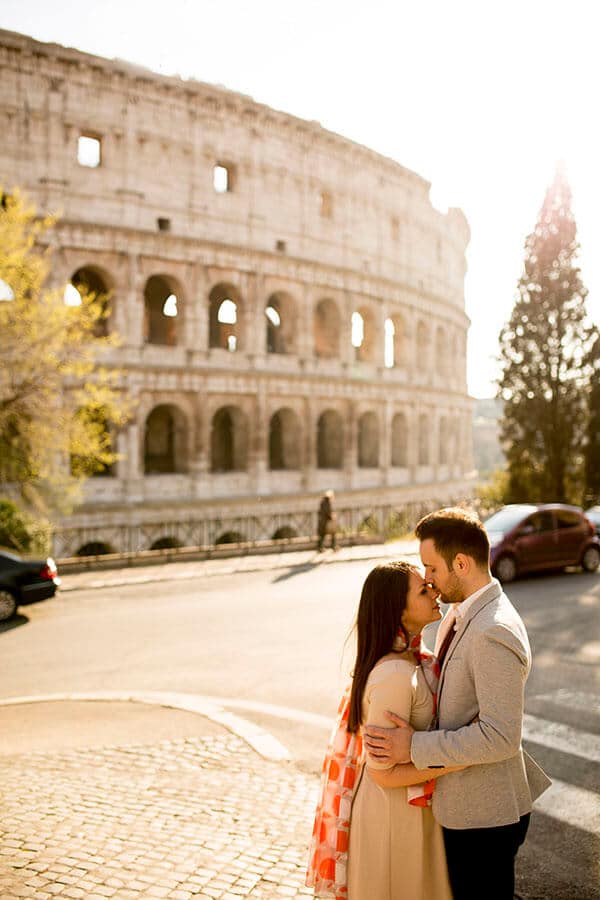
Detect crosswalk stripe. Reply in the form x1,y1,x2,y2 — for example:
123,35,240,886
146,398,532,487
523,713,600,764
533,778,600,832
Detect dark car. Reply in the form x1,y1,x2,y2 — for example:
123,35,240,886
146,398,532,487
483,503,600,583
585,506,600,537
0,550,60,622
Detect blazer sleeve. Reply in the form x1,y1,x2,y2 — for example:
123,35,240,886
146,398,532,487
364,663,415,771
411,623,529,769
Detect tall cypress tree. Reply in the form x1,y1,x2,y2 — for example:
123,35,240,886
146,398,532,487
498,164,596,503
584,333,600,505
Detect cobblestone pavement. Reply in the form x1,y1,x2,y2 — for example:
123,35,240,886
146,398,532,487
0,733,319,899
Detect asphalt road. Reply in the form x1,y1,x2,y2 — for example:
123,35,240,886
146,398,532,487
2,556,599,899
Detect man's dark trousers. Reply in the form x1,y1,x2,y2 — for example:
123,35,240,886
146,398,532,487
442,813,530,899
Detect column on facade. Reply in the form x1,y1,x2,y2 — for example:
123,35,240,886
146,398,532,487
302,394,317,490
382,397,393,485
340,291,355,368
244,271,266,365
124,253,144,348
296,285,314,363
251,382,268,493
345,397,358,487
183,262,204,354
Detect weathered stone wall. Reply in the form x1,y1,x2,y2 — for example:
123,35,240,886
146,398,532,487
0,29,474,554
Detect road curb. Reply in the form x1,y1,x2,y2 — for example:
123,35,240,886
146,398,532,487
0,690,292,762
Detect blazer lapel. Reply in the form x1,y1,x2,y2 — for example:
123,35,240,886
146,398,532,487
437,580,502,692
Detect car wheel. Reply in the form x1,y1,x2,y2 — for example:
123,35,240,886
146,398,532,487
495,555,517,583
0,589,17,622
581,545,600,573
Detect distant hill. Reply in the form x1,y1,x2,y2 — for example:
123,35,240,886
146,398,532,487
472,397,504,477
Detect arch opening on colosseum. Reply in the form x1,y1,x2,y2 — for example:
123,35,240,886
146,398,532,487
269,408,301,470
352,308,376,363
144,404,188,474
391,413,408,467
210,284,241,351
358,412,379,468
65,266,111,337
265,292,296,354
144,275,179,346
317,410,344,469
211,406,248,472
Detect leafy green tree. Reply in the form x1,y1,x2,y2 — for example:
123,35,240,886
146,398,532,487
0,499,51,554
584,333,600,505
0,189,129,514
497,165,597,504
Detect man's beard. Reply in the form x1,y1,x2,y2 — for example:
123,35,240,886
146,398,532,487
440,570,465,604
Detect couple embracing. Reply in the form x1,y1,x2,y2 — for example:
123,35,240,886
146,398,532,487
307,507,550,900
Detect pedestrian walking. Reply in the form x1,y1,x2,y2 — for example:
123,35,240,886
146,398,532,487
317,490,337,551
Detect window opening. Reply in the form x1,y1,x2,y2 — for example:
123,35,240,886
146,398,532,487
0,279,15,302
162,294,178,317
157,217,171,232
78,134,101,168
214,164,230,193
351,312,364,349
384,318,395,367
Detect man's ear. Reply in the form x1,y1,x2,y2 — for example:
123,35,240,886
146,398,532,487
453,553,471,574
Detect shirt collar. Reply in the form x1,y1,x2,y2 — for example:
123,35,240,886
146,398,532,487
453,580,493,624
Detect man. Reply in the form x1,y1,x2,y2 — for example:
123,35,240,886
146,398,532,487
317,490,337,551
364,507,550,900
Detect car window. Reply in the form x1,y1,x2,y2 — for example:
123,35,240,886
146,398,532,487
555,510,583,529
526,512,555,533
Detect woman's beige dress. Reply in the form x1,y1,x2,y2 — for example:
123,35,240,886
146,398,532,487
347,658,452,900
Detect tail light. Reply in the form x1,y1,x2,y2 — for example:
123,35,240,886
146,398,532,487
40,558,58,581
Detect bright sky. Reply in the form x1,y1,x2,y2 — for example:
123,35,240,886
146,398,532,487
2,0,598,398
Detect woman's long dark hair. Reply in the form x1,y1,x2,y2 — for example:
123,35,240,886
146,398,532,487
347,560,413,733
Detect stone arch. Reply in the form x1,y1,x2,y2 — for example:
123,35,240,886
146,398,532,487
76,541,115,557
352,306,376,362
150,536,183,550
391,412,408,467
272,526,297,540
216,530,245,545
67,266,112,337
211,405,248,472
317,409,343,468
70,405,115,478
314,298,341,358
418,413,429,465
269,408,301,470
358,411,379,467
209,283,243,351
144,404,188,474
384,313,406,368
265,291,296,354
143,274,180,346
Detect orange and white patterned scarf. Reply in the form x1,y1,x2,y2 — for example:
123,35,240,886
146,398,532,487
306,633,440,898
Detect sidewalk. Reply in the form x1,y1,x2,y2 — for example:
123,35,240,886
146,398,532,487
1,542,423,899
58,538,420,593
0,699,319,899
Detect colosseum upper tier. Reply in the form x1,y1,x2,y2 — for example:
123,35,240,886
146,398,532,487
0,28,474,556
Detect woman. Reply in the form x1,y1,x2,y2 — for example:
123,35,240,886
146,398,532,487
307,560,459,900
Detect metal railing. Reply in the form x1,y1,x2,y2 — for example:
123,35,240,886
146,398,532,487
53,497,461,569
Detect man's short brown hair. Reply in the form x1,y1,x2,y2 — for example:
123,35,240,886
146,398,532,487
415,507,490,569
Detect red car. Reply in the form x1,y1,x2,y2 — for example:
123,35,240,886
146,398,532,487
0,550,61,622
484,504,600,583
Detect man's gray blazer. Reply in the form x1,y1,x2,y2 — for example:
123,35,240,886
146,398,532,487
411,579,551,829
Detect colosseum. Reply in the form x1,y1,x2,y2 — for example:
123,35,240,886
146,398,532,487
0,28,474,558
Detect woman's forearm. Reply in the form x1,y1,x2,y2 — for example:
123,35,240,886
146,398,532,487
368,762,464,788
